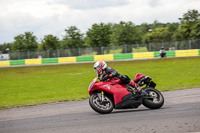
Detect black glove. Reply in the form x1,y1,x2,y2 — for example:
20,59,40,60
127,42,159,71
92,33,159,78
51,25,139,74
100,74,110,81
126,85,134,93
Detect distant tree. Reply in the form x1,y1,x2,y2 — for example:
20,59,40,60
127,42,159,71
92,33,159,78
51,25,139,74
151,20,167,29
12,32,38,51
179,9,200,23
147,27,167,42
62,26,84,56
148,24,178,43
86,23,112,54
138,23,152,34
0,43,12,53
190,19,200,39
111,21,142,53
146,27,176,51
40,35,60,50
10,32,38,59
167,23,179,33
178,9,200,39
37,35,61,57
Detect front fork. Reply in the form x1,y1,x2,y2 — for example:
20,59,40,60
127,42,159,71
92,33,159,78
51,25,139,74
97,91,105,102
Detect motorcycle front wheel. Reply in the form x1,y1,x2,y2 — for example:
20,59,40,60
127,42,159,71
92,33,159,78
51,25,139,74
142,87,164,109
89,93,114,114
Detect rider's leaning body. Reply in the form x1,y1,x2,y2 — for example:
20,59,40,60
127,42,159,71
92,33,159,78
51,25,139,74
94,61,142,94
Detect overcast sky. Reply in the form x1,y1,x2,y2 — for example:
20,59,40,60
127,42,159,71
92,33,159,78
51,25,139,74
0,0,200,44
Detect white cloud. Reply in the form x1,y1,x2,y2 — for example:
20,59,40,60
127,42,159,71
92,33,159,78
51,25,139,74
0,0,200,44
54,0,130,9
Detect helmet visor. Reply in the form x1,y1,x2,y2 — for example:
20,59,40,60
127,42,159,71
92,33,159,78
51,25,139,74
95,69,98,75
94,65,102,75
94,68,103,76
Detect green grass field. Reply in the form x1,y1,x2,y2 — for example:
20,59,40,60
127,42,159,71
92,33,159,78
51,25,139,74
0,57,200,109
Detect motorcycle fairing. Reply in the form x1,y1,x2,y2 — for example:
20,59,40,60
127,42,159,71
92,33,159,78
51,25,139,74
89,80,130,105
115,93,143,109
133,73,146,82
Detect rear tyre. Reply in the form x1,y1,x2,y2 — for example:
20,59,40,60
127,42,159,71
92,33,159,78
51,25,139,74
142,87,164,109
89,94,114,114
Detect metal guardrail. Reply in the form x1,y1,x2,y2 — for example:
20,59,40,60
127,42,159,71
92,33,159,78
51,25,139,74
0,49,200,67
1,39,200,60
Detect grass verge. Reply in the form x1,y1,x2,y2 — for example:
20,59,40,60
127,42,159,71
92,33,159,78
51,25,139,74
0,56,200,109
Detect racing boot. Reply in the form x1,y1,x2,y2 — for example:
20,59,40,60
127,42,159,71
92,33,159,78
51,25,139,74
128,81,144,97
126,85,136,94
129,81,141,92
134,84,148,97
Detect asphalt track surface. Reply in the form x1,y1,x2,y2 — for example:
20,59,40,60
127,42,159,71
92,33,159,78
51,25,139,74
0,88,200,133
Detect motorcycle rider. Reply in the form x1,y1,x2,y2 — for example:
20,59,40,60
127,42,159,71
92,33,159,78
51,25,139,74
94,61,142,94
159,47,166,58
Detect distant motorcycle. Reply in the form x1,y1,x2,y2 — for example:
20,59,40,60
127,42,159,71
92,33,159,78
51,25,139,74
88,73,164,114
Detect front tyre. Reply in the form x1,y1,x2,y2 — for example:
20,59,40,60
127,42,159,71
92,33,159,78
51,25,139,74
89,94,114,114
142,87,164,109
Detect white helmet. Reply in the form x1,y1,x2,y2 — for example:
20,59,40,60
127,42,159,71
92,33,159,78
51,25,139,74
94,61,107,76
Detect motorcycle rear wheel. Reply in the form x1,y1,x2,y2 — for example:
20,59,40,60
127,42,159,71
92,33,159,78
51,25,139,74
89,94,114,114
142,87,164,109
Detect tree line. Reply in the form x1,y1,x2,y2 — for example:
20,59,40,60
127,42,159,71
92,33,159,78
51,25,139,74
0,9,200,55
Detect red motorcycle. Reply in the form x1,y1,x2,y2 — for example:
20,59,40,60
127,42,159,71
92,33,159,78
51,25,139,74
88,73,164,114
